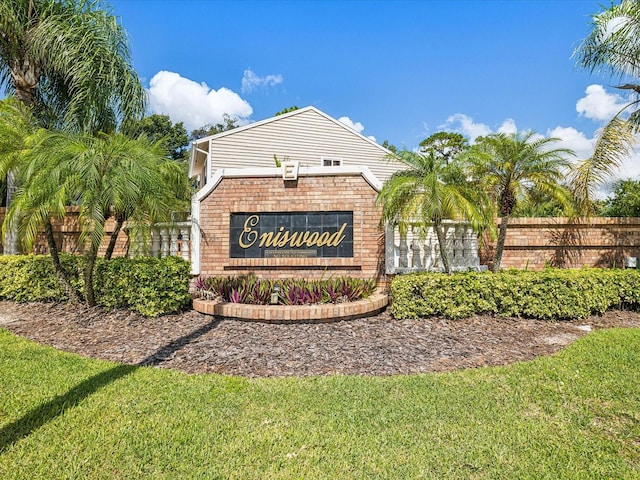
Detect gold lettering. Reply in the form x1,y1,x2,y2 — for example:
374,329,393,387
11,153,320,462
238,215,260,248
239,216,349,250
327,223,347,247
277,230,293,248
258,232,273,247
305,231,319,246
289,231,305,248
317,232,331,246
259,226,287,247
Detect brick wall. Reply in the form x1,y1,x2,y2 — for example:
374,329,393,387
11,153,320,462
0,207,129,257
480,217,640,270
198,173,385,281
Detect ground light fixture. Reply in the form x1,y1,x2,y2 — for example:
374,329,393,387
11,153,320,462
271,285,281,305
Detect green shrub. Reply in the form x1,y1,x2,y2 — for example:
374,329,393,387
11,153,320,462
0,254,83,302
93,256,192,316
390,268,640,320
0,254,191,316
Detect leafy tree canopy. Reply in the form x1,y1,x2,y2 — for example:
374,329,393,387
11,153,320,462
381,140,398,154
419,132,469,164
190,114,239,141
275,106,300,116
123,114,189,161
598,179,640,217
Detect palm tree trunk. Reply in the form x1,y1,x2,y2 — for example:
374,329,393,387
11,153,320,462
3,171,20,254
83,242,100,307
44,219,81,304
104,217,124,260
434,221,451,274
4,65,39,255
492,215,510,272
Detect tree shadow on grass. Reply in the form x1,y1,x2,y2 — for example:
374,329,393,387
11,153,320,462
0,315,221,453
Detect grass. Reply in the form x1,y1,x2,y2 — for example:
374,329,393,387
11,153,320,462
1,327,639,479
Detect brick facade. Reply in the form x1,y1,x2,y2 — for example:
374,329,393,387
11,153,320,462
197,172,385,281
0,206,129,257
5,205,640,274
480,217,640,270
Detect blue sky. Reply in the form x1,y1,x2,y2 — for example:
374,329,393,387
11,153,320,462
110,0,637,181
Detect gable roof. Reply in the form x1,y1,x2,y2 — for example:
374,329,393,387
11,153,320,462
193,106,391,154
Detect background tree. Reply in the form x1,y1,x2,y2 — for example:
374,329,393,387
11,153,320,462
0,0,146,253
4,129,188,306
598,179,640,217
377,150,491,274
123,114,189,161
190,114,239,140
512,188,575,217
465,131,574,272
275,106,299,116
381,140,398,154
419,132,469,164
572,0,640,211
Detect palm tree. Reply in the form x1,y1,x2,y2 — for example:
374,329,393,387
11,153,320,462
377,150,492,274
0,0,146,253
5,129,187,306
572,0,640,210
0,100,81,301
465,132,574,272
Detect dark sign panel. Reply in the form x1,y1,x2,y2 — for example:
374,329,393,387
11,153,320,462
230,212,353,258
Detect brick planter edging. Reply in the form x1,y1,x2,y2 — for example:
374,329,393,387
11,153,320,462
193,291,388,323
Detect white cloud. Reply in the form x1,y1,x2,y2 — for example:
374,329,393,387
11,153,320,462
441,113,492,142
338,116,376,142
547,125,640,198
602,15,630,40
497,118,518,135
547,126,594,160
148,71,253,131
576,84,627,121
338,116,364,133
241,69,284,93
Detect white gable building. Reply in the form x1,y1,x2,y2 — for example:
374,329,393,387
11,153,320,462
189,106,403,189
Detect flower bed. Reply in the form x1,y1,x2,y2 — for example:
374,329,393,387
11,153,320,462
194,274,376,305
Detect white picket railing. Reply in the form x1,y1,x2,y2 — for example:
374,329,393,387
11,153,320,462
149,222,192,260
385,221,485,274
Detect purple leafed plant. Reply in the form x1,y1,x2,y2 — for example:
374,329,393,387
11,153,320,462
195,275,376,305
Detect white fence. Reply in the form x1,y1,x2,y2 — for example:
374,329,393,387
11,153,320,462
128,221,192,261
142,217,482,276
385,221,483,274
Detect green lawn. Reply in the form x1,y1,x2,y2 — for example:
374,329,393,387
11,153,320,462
1,327,639,479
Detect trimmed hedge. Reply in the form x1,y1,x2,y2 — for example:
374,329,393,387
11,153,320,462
93,256,192,317
390,268,640,320
0,254,191,317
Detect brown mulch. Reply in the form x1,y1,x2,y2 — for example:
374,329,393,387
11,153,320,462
1,301,640,378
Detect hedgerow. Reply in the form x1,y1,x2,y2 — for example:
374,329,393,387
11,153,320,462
390,268,640,320
0,254,191,316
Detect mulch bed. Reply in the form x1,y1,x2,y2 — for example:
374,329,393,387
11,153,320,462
2,301,640,378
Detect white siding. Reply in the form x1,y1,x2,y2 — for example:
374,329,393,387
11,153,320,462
206,108,405,184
